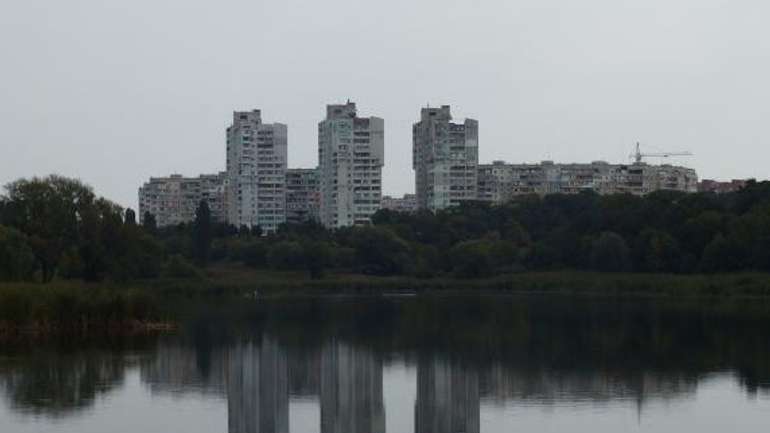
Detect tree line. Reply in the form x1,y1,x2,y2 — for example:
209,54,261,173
2,175,770,283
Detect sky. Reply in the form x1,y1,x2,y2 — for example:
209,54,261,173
1,0,768,209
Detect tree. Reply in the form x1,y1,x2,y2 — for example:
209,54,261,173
590,231,631,272
2,176,95,282
302,241,330,279
450,239,493,278
143,212,157,235
267,241,304,270
193,200,212,266
78,197,123,282
700,233,745,273
634,229,682,273
0,225,36,281
124,208,137,226
339,226,411,275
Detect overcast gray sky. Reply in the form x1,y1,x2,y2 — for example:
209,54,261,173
1,0,767,208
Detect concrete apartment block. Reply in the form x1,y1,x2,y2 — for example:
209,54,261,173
477,160,698,204
380,194,417,213
413,105,478,211
226,110,287,233
286,168,320,224
138,172,227,227
318,102,384,228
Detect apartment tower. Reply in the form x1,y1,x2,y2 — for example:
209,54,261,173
226,110,287,233
318,102,384,228
413,105,479,211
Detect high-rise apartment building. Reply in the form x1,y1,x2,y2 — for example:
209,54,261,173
286,168,320,224
318,102,384,228
413,105,479,211
226,110,287,233
138,172,227,227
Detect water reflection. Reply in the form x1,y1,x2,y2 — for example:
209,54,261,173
228,337,289,433
0,349,127,417
416,356,479,433
320,340,385,433
1,296,769,432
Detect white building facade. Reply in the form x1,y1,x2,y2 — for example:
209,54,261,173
138,173,227,227
413,105,479,211
477,160,698,204
318,102,384,228
286,168,321,224
226,110,287,233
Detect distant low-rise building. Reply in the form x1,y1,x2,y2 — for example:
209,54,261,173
478,160,698,204
138,173,227,227
286,168,320,224
698,179,750,194
380,194,417,213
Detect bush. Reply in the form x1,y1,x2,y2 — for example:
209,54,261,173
590,232,631,272
0,225,36,281
267,241,304,270
450,240,494,278
162,255,202,279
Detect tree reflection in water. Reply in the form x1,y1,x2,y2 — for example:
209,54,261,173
0,295,769,430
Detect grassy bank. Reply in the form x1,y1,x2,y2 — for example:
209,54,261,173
0,282,172,336
4,267,770,335
153,265,770,297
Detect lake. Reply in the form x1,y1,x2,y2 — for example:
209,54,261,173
1,295,769,432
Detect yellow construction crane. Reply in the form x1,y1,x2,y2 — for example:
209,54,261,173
631,142,693,164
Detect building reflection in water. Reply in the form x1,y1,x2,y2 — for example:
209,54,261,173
415,356,480,433
479,364,697,405
320,339,385,433
141,342,227,396
227,337,289,433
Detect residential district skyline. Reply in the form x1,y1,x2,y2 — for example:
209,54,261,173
138,102,715,231
3,1,769,212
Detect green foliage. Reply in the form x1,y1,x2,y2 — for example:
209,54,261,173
590,232,631,272
0,225,36,281
192,201,212,267
142,212,157,234
635,229,682,273
2,176,95,282
4,174,770,283
450,240,493,278
267,241,305,270
337,226,412,275
1,176,164,283
162,255,202,279
0,285,161,328
124,208,137,226
302,240,331,279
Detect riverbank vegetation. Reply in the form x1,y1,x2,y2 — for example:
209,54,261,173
1,175,770,316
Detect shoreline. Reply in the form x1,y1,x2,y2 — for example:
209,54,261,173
0,267,770,341
2,269,770,336
0,320,178,339
5,268,770,297
156,268,770,298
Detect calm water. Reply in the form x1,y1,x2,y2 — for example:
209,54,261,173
1,295,769,432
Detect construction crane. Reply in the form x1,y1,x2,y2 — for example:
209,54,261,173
631,142,692,164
